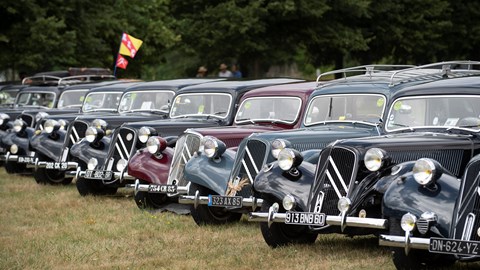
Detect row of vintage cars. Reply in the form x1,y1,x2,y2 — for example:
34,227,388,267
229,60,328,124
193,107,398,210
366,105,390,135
2,61,480,269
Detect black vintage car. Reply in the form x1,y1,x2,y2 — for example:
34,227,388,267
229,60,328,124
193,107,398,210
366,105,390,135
178,64,434,225
74,78,302,196
27,79,218,185
375,76,480,268
247,61,480,249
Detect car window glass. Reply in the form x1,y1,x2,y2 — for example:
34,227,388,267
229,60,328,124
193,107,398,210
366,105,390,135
170,93,232,118
386,95,480,131
82,92,122,112
0,90,17,104
304,94,385,125
17,92,56,108
235,97,302,124
118,90,174,112
57,89,88,108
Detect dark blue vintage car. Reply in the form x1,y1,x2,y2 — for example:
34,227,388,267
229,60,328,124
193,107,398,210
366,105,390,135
73,78,303,196
247,61,480,249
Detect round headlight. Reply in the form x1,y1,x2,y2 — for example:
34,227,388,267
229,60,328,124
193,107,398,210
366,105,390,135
85,127,98,143
116,159,128,172
87,158,98,170
271,139,291,159
364,148,386,172
13,119,25,133
278,148,303,171
58,119,68,130
203,136,226,159
401,213,417,232
44,119,58,134
146,136,167,155
413,158,442,186
138,126,157,143
91,119,107,130
337,197,351,213
0,113,10,126
282,194,296,211
10,144,18,154
35,112,49,123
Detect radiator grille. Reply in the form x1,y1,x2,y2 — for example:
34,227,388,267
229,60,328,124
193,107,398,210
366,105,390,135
110,127,136,170
168,133,201,186
66,120,89,147
388,149,464,176
456,159,480,241
293,142,327,152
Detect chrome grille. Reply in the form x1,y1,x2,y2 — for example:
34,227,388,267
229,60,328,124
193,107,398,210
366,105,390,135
20,114,34,127
456,159,480,241
293,142,327,152
67,120,88,147
111,127,136,170
168,133,201,186
416,219,430,235
227,139,267,197
389,149,464,176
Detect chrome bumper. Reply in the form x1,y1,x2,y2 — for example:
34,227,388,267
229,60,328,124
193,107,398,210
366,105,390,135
27,159,78,171
379,234,430,250
125,179,189,195
178,190,263,211
2,152,18,162
76,170,135,183
248,205,387,230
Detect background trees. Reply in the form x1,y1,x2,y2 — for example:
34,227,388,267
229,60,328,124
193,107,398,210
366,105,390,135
1,0,478,80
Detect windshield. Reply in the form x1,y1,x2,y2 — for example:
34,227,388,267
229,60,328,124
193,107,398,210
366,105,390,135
235,97,302,124
304,94,385,126
57,89,88,109
118,90,175,113
170,93,232,119
82,91,123,112
0,90,17,105
16,92,56,108
386,95,480,132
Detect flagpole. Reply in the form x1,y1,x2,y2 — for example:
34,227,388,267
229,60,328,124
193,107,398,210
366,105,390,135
113,33,125,77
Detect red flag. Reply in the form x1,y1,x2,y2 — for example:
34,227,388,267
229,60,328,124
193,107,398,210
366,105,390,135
116,54,128,69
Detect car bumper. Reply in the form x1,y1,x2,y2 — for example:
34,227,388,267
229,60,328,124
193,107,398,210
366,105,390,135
27,159,79,171
178,191,263,211
125,179,189,196
76,169,135,183
379,234,430,250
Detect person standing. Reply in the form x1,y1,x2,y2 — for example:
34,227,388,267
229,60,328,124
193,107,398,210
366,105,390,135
218,63,232,77
231,64,242,78
196,66,208,77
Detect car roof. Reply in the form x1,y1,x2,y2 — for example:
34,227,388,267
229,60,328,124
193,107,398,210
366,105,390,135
62,80,124,91
240,81,317,100
392,75,480,99
86,81,144,93
124,78,224,92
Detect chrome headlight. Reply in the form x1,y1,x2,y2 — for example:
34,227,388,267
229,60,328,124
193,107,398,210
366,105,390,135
85,127,104,143
203,136,226,159
271,139,291,159
278,148,303,171
91,119,107,130
364,148,386,172
10,144,18,154
13,119,25,133
0,113,10,126
138,126,157,143
116,159,128,172
35,112,49,123
146,136,167,155
58,119,68,130
282,194,296,211
87,158,98,170
44,119,59,134
413,158,443,186
337,197,351,213
401,213,417,232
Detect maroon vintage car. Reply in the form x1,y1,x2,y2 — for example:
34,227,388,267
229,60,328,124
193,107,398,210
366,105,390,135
128,81,318,209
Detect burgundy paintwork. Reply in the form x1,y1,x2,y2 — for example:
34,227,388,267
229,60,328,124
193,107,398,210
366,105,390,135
127,81,317,184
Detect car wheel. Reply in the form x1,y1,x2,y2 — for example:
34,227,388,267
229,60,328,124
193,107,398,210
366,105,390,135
260,199,317,248
135,190,167,210
76,177,116,196
389,217,456,269
5,161,25,174
188,183,242,225
33,167,71,185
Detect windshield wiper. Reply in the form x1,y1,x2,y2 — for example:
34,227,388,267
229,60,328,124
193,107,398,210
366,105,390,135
388,122,415,132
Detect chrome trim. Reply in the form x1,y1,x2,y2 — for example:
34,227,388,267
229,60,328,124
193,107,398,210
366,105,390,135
462,213,476,241
245,146,259,174
328,156,348,190
178,194,263,211
379,234,430,250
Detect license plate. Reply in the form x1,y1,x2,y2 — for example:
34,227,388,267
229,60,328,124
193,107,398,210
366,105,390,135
208,195,243,207
18,156,35,164
45,162,68,170
84,170,113,180
147,184,177,193
429,237,480,256
285,211,326,226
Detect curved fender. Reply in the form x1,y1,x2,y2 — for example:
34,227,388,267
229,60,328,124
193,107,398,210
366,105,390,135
70,137,111,166
11,128,35,154
301,149,321,164
30,130,67,160
374,161,416,195
253,161,317,211
184,149,236,195
383,172,460,237
127,148,174,184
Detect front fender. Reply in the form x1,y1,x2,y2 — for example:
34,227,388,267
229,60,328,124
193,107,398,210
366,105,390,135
184,149,236,195
383,171,460,238
127,148,174,184
253,161,317,211
374,161,416,195
30,130,67,161
301,149,321,164
10,128,35,154
70,137,111,166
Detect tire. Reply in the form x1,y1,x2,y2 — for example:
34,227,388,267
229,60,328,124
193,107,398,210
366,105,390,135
260,199,317,248
33,167,71,185
135,190,167,209
389,217,456,269
76,177,117,196
5,161,25,174
188,183,242,225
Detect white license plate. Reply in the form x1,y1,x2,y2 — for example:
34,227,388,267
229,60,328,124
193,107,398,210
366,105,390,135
45,162,68,170
85,170,113,180
208,195,242,207
147,184,177,193
18,156,35,164
285,211,326,226
429,237,480,256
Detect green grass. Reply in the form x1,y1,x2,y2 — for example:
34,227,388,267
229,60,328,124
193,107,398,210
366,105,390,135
0,169,478,269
